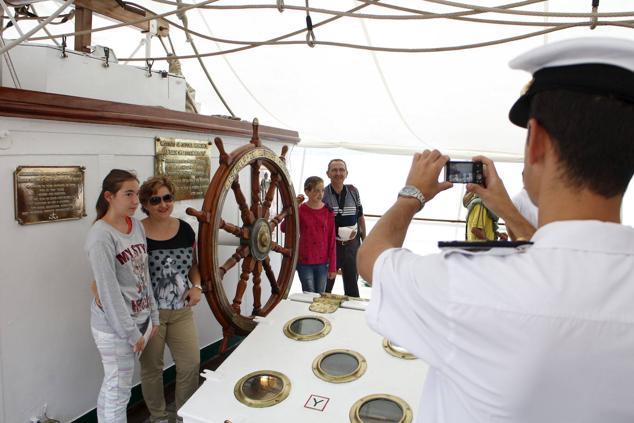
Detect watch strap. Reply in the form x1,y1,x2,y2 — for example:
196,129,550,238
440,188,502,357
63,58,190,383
398,185,425,211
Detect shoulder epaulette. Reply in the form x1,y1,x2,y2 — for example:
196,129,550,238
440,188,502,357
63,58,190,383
438,240,533,256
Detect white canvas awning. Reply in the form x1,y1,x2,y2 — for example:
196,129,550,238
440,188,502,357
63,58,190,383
4,0,634,160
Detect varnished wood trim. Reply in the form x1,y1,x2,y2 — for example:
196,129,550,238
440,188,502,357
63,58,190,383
6,0,169,35
74,0,170,36
0,87,300,143
74,7,93,53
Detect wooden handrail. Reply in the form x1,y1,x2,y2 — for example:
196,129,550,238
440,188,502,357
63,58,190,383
0,87,300,143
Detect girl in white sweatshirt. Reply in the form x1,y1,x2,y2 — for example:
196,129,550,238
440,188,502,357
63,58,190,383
85,169,159,422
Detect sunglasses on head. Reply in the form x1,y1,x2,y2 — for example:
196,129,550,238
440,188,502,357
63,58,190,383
149,193,174,206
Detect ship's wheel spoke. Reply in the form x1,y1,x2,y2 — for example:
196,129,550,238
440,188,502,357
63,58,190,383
262,172,280,218
232,257,255,313
231,180,255,225
269,206,292,230
250,160,262,218
251,261,263,316
219,245,250,278
263,257,280,294
270,241,292,258
220,219,245,239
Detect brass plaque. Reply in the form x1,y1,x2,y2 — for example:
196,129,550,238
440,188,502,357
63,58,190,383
154,137,212,200
14,166,86,225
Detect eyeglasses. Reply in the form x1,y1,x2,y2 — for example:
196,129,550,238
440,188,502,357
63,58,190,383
148,193,174,206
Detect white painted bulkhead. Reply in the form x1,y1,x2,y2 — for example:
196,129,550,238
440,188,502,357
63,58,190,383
1,43,186,112
0,116,288,422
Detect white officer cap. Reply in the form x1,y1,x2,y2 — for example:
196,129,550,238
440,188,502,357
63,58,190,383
508,37,634,127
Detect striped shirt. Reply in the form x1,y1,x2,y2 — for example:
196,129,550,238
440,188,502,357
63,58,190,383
323,184,363,240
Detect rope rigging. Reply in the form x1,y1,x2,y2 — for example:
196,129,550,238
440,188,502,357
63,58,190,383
9,0,632,62
173,0,235,117
119,21,624,62
141,0,633,20
0,0,631,127
194,7,290,128
0,0,74,55
304,0,315,47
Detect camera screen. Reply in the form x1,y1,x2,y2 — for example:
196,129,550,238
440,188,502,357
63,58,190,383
446,162,476,183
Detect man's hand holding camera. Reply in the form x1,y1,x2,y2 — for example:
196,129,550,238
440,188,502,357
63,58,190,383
404,150,453,203
464,155,515,218
466,155,536,240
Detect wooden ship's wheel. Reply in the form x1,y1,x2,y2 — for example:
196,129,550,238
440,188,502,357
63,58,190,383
187,119,299,351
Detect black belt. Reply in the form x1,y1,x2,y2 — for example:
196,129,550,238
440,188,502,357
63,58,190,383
337,238,355,246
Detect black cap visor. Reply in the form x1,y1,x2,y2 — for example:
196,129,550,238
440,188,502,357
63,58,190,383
509,63,634,128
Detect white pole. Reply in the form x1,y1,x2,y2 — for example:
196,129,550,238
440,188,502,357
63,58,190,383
145,32,152,59
0,0,24,37
0,0,75,56
122,37,146,65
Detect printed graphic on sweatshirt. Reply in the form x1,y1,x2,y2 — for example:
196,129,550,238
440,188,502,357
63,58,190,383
149,247,194,310
131,245,150,314
130,253,152,314
115,242,147,265
112,242,152,315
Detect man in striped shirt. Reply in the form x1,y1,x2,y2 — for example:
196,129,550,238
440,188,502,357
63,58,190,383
323,159,366,297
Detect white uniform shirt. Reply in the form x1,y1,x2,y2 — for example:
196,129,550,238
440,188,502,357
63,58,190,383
512,188,539,228
367,220,634,423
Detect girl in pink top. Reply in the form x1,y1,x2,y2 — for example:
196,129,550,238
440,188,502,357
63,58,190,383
295,176,336,293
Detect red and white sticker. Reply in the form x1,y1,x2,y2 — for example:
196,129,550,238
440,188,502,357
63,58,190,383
304,394,330,412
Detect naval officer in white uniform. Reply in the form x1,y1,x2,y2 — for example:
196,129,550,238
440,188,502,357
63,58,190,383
358,37,634,423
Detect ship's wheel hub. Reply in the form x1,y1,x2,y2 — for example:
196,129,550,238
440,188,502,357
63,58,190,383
250,218,272,261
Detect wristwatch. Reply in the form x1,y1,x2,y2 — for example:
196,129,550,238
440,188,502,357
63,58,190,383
398,185,426,211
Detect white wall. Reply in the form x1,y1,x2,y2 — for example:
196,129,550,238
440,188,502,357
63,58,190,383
1,43,186,112
0,116,288,422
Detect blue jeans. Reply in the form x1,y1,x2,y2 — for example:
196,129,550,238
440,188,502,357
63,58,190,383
296,263,328,293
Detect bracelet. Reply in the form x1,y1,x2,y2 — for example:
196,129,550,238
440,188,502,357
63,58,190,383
192,284,203,291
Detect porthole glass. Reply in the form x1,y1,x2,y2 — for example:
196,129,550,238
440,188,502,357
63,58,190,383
312,349,367,383
383,338,417,360
349,394,413,423
283,316,331,341
234,370,291,408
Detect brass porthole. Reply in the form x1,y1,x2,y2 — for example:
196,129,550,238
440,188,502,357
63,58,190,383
382,338,417,360
283,315,331,341
349,394,413,423
233,370,291,408
312,349,367,383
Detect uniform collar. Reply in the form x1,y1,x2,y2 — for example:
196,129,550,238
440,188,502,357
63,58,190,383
531,220,634,254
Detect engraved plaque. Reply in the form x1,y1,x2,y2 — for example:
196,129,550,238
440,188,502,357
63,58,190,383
14,166,86,225
155,137,212,200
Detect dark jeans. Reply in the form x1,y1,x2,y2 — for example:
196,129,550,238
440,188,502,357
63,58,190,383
296,263,328,293
325,236,360,297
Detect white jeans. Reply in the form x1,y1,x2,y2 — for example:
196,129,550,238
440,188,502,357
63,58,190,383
92,327,135,423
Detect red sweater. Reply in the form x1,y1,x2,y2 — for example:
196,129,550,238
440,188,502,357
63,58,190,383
296,203,336,272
